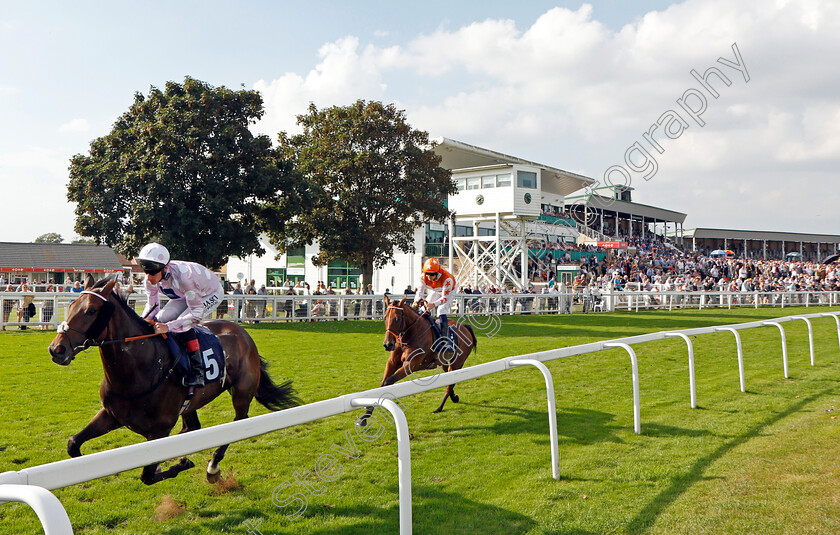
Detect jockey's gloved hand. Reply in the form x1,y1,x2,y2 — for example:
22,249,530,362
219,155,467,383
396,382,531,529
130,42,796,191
418,306,427,315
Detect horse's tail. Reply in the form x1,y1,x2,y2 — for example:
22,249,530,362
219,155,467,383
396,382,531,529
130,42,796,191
255,357,302,411
464,324,477,355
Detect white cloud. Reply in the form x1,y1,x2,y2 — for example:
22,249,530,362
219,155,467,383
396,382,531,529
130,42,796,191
252,36,397,138
58,118,90,133
254,0,840,232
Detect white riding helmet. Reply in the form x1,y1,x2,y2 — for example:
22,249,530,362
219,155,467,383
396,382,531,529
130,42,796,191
137,242,170,274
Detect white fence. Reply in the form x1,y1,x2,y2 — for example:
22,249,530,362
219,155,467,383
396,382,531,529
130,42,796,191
2,310,840,534
3,290,840,331
613,289,840,312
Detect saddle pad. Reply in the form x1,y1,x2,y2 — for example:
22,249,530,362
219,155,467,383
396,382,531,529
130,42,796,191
164,325,226,385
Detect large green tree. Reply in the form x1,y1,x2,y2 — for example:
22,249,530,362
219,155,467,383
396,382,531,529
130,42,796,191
67,76,300,269
268,100,454,288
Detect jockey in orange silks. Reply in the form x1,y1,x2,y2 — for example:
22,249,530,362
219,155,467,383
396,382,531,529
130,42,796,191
413,258,458,353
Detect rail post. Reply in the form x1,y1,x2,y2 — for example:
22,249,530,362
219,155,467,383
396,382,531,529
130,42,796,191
790,316,815,366
602,343,641,434
663,333,696,408
350,398,412,535
714,327,746,392
821,312,840,356
509,359,560,479
0,484,72,535
761,321,789,378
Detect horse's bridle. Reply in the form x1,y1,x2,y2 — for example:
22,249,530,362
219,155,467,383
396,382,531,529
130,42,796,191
385,304,430,348
58,290,157,354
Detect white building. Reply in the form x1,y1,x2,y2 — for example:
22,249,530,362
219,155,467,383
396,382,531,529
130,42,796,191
226,138,595,293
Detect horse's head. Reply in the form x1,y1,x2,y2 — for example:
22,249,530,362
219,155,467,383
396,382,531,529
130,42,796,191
49,274,118,365
383,295,414,352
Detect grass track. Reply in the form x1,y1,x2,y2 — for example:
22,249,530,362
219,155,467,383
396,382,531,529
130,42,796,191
1,307,840,534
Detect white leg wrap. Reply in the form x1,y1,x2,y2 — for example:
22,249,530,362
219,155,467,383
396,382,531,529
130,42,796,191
207,462,220,475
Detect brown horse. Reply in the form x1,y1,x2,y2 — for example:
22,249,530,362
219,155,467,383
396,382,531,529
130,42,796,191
356,295,476,426
47,275,299,485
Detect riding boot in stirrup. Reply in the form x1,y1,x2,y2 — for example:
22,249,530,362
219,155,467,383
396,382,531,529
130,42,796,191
437,315,455,358
183,350,205,388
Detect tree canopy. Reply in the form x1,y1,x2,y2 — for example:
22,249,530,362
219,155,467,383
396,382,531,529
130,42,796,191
67,76,300,269
268,100,454,287
34,233,63,244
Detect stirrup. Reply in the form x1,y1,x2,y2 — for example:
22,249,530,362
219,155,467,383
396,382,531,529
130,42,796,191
182,375,204,388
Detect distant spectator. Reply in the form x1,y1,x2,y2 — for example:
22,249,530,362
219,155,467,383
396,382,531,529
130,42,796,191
2,284,15,330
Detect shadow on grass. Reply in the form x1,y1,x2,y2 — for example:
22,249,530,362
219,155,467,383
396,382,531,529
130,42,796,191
625,382,840,534
454,403,710,446
451,403,621,445
212,485,537,535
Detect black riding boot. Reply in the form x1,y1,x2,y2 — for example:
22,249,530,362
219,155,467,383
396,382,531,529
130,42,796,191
184,350,205,388
438,314,454,355
179,330,205,388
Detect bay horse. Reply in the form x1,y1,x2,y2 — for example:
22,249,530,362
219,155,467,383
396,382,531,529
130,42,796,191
356,295,476,426
47,275,300,485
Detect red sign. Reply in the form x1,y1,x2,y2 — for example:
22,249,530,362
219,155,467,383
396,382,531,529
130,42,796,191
596,241,629,249
0,268,123,273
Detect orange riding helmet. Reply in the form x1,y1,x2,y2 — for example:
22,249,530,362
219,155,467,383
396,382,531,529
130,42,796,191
423,257,441,274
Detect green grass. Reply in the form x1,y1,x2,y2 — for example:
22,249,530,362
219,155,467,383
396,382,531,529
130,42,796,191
2,307,840,534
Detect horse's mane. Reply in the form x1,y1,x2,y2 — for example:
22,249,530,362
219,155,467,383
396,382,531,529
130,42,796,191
92,277,153,334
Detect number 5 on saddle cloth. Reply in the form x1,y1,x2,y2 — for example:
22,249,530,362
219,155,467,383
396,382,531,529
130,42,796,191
163,326,226,386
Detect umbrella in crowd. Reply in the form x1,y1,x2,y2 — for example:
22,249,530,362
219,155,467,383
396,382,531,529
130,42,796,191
710,249,735,257
786,252,803,258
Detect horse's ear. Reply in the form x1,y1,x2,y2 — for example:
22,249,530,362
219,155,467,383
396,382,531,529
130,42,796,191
384,294,390,306
398,296,407,306
102,276,117,296
84,274,95,289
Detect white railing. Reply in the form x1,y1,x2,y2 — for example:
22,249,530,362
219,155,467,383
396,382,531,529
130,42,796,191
3,290,840,331
2,310,840,534
613,290,840,312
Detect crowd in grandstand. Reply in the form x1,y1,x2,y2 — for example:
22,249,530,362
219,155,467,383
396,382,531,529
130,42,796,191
569,239,839,297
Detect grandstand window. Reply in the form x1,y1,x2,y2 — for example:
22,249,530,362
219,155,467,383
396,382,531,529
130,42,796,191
466,177,480,190
327,261,362,289
455,225,473,237
497,173,512,187
481,175,495,188
517,170,537,188
455,177,465,191
266,268,286,287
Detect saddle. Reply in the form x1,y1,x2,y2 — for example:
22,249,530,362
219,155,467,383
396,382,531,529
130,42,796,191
163,325,226,386
420,313,456,359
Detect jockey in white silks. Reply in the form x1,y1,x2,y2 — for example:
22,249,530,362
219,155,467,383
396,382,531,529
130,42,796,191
138,242,224,388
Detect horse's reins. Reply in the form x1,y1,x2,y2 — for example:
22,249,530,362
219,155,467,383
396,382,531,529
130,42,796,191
58,291,161,352
63,290,181,401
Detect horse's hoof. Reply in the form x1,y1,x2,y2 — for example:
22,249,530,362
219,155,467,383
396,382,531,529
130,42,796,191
179,458,195,470
141,475,158,486
451,395,460,403
67,437,83,458
207,461,221,483
432,408,443,414
355,416,369,428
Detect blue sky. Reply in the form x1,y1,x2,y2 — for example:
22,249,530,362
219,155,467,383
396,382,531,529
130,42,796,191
2,1,838,244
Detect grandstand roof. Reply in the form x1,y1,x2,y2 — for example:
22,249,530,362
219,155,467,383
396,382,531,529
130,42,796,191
0,242,124,272
679,228,840,243
433,137,595,197
565,192,687,224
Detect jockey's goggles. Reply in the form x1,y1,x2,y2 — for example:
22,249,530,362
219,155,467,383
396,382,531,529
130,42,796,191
139,260,166,275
